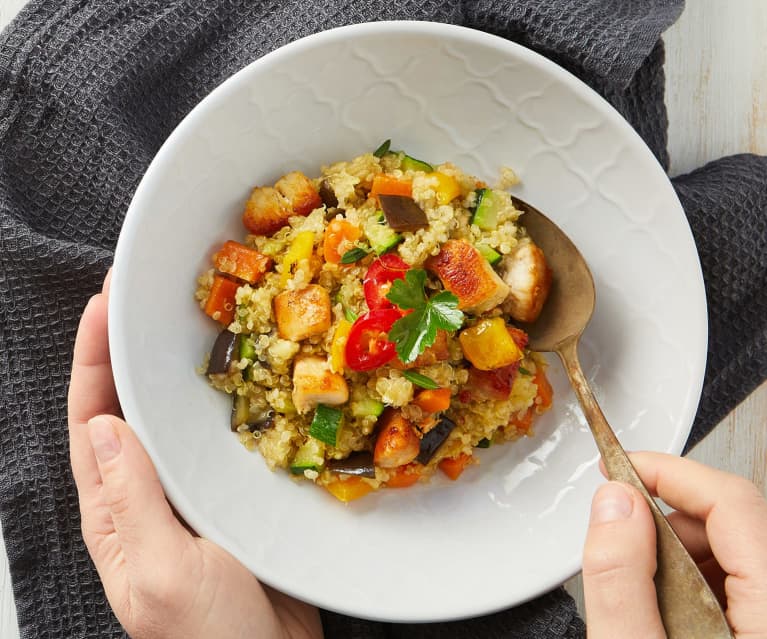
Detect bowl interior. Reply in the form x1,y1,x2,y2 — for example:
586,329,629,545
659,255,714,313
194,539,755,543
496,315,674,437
110,22,707,622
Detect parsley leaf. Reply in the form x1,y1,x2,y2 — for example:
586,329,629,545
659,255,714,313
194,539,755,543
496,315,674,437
386,269,464,364
402,370,440,389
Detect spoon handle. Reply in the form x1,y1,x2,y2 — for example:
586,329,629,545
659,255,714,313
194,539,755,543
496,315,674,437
556,336,734,639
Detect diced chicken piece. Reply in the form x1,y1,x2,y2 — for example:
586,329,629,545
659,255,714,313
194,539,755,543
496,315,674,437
425,239,509,314
391,329,450,370
242,171,322,235
273,284,331,341
292,356,349,414
373,408,421,468
275,171,322,216
501,241,552,323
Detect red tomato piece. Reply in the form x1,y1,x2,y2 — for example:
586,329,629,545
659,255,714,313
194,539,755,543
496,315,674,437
363,254,410,311
345,309,401,371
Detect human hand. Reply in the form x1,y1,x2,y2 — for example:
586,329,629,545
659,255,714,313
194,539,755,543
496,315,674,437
68,270,323,639
581,451,767,638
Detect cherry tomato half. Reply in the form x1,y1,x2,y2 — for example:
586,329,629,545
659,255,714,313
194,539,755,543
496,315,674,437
363,254,410,311
345,309,401,371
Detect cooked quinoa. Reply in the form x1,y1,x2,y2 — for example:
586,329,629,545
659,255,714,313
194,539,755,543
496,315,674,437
196,144,553,502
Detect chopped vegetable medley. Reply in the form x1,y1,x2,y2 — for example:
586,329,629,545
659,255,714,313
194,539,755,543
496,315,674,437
196,142,553,501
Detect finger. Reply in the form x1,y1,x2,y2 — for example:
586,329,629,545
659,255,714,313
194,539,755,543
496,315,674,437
68,292,120,537
667,510,712,563
583,482,665,639
627,452,767,572
102,267,112,295
87,414,190,573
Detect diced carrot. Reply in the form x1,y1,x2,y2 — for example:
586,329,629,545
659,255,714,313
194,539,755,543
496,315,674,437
438,453,473,480
325,476,376,502
509,407,534,434
213,240,273,284
413,387,451,413
204,275,239,325
370,174,412,202
533,366,553,412
385,464,422,488
323,219,362,264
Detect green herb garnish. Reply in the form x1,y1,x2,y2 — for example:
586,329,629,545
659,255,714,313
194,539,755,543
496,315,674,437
402,370,440,389
340,247,370,264
386,269,464,364
518,367,531,376
476,438,492,448
343,306,358,322
373,139,391,158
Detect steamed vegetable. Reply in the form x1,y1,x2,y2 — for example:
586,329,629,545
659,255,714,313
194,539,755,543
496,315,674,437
363,254,410,311
323,219,362,264
439,453,472,480
345,309,400,371
325,476,375,502
416,415,457,464
213,240,273,284
327,451,376,478
206,329,241,375
370,174,412,201
471,188,502,230
458,317,524,370
378,195,429,232
204,275,240,325
309,404,344,446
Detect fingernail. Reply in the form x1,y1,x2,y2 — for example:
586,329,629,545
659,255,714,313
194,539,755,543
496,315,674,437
590,482,633,524
88,416,121,463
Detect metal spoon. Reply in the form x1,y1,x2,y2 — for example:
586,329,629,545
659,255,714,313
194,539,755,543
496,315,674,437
511,196,733,639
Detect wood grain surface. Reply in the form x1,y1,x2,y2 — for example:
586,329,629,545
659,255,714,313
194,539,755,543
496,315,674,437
0,1,765,635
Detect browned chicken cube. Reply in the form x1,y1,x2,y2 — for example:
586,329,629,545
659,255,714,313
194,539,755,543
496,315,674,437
242,171,322,235
275,171,322,216
373,408,420,468
273,284,331,341
425,239,510,314
501,241,552,323
292,355,349,414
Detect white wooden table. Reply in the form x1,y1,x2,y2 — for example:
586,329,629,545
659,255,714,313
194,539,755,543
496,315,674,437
1,1,765,635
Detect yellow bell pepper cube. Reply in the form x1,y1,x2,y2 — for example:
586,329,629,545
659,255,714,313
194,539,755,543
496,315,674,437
280,230,315,286
429,172,462,205
458,317,523,370
325,476,376,502
329,319,352,373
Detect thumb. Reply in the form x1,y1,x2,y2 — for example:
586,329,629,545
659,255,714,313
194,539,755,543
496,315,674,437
87,415,190,572
582,481,666,639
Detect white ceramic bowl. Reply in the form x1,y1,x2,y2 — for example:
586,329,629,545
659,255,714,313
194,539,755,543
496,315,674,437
110,21,707,622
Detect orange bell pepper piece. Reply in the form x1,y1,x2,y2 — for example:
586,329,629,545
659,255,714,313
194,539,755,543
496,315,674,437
204,275,239,325
509,407,534,434
385,464,422,488
438,453,473,480
533,366,553,412
370,174,412,202
213,240,273,284
412,387,451,413
323,219,362,264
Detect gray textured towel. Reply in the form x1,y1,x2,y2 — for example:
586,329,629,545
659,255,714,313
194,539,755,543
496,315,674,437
2,1,765,638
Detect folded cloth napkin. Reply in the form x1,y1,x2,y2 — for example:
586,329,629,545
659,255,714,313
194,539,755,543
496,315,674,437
2,1,765,637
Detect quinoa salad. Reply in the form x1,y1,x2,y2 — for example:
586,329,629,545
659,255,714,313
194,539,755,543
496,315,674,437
195,141,553,502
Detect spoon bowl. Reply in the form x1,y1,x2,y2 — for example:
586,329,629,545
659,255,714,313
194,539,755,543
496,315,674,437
513,196,733,639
